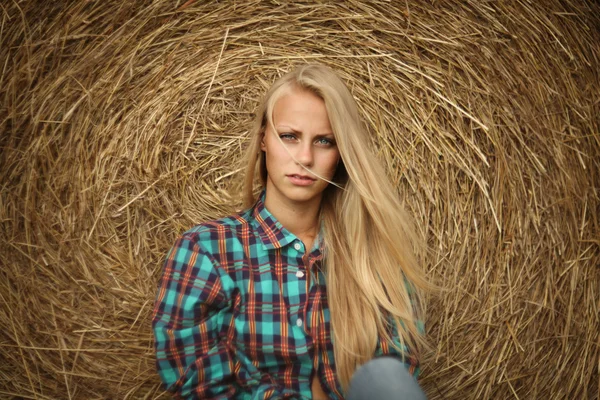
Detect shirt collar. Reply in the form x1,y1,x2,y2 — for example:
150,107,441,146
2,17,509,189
252,189,324,255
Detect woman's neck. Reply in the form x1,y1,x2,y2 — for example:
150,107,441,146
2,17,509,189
264,192,321,248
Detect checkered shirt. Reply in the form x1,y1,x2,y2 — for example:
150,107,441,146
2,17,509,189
152,190,422,399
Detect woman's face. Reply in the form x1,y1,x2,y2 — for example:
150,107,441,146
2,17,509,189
261,87,340,209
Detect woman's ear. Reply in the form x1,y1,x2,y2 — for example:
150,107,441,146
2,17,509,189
260,132,266,152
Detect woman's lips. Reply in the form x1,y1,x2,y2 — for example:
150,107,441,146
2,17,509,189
287,174,316,186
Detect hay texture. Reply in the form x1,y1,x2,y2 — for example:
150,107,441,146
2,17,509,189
1,1,599,399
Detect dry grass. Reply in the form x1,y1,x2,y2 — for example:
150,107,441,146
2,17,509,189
1,0,599,399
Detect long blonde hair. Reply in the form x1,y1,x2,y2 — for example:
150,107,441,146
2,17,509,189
242,64,432,390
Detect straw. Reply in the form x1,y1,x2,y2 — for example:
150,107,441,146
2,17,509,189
1,0,598,398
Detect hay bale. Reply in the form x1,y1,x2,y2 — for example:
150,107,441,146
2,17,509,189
1,1,598,398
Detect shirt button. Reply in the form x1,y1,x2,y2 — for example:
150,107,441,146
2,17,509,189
296,270,304,278
296,318,303,327
294,242,301,251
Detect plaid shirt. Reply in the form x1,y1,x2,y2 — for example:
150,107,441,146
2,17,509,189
152,190,421,399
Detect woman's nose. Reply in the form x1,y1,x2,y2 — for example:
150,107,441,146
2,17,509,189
295,142,314,167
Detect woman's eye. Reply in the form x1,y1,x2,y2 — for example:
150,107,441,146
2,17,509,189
317,138,334,146
280,133,296,140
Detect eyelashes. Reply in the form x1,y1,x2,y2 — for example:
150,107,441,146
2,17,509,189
317,137,335,146
279,133,296,141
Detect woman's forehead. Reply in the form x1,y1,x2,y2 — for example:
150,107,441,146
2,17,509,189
271,89,332,133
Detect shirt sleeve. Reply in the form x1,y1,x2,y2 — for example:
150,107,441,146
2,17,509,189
152,234,237,399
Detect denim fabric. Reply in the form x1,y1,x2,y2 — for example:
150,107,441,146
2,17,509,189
347,357,427,400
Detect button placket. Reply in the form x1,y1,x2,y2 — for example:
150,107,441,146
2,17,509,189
291,249,309,333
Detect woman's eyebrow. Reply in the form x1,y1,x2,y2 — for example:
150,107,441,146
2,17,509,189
276,125,334,136
276,125,299,133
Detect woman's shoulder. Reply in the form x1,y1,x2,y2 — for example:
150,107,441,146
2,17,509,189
171,208,257,279
179,207,255,246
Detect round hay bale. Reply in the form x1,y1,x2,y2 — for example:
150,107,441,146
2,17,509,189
1,1,598,398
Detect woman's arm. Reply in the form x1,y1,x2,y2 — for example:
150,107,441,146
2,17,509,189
152,234,237,399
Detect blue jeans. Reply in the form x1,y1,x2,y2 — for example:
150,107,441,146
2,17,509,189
347,357,427,400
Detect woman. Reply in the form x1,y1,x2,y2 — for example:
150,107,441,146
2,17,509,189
152,64,431,399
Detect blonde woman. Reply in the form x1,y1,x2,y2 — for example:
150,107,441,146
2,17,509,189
152,64,431,399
